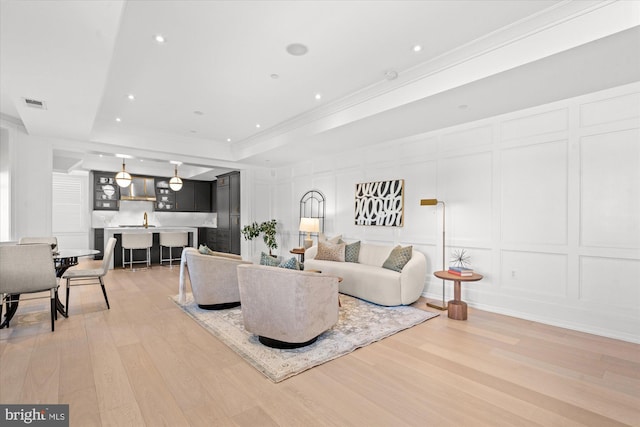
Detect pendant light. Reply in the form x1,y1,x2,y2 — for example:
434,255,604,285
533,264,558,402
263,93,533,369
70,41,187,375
169,164,183,191
115,159,132,187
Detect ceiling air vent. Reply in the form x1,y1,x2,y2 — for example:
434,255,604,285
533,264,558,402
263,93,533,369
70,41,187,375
23,98,47,109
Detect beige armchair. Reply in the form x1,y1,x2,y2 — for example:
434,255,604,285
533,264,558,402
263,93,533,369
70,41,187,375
236,264,339,349
182,247,252,309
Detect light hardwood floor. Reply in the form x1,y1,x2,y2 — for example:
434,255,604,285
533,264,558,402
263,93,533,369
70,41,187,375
1,259,638,426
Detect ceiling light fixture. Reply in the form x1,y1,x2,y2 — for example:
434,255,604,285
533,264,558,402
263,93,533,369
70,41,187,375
227,138,231,142
256,124,261,128
413,44,422,52
286,43,308,56
127,94,135,101
194,110,204,116
115,159,132,188
169,164,183,191
315,93,322,100
270,73,279,79
115,117,122,122
154,34,165,44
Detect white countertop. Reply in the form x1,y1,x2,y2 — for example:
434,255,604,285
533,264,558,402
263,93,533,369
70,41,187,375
105,226,200,232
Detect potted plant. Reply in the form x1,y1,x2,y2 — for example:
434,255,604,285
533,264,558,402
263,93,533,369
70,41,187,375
241,219,278,255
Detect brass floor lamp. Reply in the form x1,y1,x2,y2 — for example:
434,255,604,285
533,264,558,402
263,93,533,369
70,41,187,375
420,198,447,310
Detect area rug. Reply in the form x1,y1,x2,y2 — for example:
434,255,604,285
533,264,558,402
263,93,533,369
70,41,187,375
171,293,439,382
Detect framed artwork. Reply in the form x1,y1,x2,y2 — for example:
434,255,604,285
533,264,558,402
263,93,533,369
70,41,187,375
354,179,404,226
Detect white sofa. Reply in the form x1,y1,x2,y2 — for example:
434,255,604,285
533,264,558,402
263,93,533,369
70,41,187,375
304,242,426,306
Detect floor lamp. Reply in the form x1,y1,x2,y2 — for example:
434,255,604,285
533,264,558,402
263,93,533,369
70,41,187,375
420,198,447,310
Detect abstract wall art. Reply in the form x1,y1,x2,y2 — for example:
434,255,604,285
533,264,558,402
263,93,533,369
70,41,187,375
354,179,404,226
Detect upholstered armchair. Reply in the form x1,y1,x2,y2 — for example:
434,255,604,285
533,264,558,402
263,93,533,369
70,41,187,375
181,247,252,309
236,264,339,349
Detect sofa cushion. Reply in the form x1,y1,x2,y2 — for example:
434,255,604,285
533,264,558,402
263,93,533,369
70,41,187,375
260,252,281,267
344,240,361,263
382,245,413,272
316,241,346,262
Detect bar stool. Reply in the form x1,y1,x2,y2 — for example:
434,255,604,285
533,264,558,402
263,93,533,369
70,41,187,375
121,233,153,270
159,232,188,267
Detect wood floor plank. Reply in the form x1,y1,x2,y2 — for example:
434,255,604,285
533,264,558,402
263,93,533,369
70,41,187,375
1,259,638,426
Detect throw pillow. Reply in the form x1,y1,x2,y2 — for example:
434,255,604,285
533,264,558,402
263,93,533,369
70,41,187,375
260,252,281,267
318,233,342,244
278,257,302,270
315,241,346,262
344,241,361,263
382,245,413,272
199,244,213,255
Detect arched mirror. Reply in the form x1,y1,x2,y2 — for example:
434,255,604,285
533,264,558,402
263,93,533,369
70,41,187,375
299,190,325,247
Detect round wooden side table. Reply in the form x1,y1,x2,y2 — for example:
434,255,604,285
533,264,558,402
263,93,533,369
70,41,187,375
290,247,305,263
433,271,483,320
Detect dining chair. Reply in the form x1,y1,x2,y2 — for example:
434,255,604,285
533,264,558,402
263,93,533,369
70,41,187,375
18,236,58,252
62,237,116,313
0,243,59,331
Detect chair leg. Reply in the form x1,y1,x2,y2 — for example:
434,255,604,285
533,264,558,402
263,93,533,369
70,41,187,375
50,290,55,332
65,278,70,315
122,247,125,269
99,277,110,309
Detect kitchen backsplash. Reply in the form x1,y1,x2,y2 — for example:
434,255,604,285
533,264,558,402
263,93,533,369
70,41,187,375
92,201,217,228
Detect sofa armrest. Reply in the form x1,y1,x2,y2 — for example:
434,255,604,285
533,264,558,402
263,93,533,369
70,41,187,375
399,250,427,305
305,245,318,260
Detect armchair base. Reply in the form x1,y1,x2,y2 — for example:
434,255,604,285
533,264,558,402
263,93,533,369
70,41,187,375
198,301,240,310
259,335,318,349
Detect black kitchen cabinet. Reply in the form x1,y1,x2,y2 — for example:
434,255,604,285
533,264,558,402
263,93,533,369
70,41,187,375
94,228,104,260
211,184,217,212
93,172,119,210
194,181,212,212
216,171,240,254
230,172,240,216
155,179,175,211
175,180,195,211
198,227,217,249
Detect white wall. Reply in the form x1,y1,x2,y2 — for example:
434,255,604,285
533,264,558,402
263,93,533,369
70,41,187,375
244,82,640,342
0,120,54,241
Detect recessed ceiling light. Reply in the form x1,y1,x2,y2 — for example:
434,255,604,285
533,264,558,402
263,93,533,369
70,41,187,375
256,123,261,128
154,34,165,44
127,94,135,101
194,110,204,116
139,159,144,162
413,44,422,52
270,73,279,79
315,93,322,100
169,160,182,165
458,104,469,110
286,43,308,56
115,117,121,122
227,138,231,142
190,130,197,133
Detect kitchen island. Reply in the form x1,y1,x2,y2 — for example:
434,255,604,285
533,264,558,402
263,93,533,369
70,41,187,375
104,226,198,269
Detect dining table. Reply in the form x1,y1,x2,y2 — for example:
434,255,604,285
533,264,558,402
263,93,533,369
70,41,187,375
0,247,100,328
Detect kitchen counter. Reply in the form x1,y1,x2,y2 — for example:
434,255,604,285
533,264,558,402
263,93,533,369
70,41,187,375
104,226,198,269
